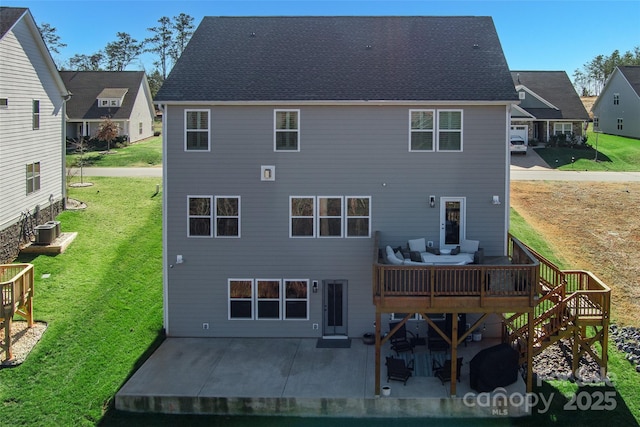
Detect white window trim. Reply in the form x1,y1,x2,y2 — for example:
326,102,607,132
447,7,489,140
187,195,213,238
26,161,41,195
437,109,463,152
317,196,343,238
617,118,623,130
32,100,40,130
215,195,241,238
255,279,282,320
228,279,254,320
184,109,211,152
284,279,309,320
613,93,619,105
553,122,572,135
274,109,300,152
290,196,315,238
345,196,371,238
409,109,435,152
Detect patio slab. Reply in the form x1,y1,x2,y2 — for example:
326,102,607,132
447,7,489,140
115,337,529,418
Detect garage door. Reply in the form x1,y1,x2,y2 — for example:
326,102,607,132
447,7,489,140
510,125,528,144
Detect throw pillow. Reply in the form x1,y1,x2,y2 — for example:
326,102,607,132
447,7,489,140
410,251,422,262
451,246,460,255
386,246,403,265
395,250,404,261
460,239,479,254
408,238,426,252
426,247,441,255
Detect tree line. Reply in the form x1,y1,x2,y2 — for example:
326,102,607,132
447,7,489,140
37,14,195,97
573,46,640,96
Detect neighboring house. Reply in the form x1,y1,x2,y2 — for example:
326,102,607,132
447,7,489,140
509,71,589,144
0,7,70,263
156,16,518,339
59,71,155,144
591,65,640,139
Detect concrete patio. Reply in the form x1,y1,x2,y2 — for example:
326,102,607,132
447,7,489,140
115,336,528,418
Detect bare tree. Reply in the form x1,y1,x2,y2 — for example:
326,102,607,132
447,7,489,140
96,117,120,152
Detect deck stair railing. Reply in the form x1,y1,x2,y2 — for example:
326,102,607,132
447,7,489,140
1,263,34,361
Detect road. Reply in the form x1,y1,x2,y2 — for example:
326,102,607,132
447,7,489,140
72,164,640,182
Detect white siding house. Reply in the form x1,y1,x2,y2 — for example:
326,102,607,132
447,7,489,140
0,7,70,263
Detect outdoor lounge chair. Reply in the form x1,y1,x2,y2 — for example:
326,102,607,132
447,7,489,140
388,321,416,355
433,357,463,385
385,356,414,385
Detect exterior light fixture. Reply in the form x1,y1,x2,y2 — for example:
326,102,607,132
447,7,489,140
492,195,501,205
312,281,318,293
429,195,436,208
261,165,275,181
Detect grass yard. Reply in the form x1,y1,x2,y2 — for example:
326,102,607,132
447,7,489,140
1,179,638,426
535,125,640,171
66,136,162,168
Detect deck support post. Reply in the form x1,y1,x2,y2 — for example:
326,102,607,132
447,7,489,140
374,310,381,396
450,312,459,397
527,312,534,393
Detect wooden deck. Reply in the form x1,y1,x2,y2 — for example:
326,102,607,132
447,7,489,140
1,264,34,361
371,232,611,398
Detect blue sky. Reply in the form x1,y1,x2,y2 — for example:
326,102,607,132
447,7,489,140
3,0,639,79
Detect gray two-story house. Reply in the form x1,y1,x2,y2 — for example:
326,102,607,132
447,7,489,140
156,15,518,339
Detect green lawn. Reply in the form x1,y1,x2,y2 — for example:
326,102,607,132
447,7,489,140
0,180,638,426
66,136,162,168
535,126,640,171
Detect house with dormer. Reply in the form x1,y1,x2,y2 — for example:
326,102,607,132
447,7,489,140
59,71,155,143
509,71,589,144
0,7,70,263
591,65,640,139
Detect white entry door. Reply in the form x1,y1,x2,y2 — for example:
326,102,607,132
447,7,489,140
440,197,466,249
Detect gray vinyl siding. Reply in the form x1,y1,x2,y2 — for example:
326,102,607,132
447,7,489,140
164,103,509,338
593,71,640,139
518,90,551,109
0,15,65,230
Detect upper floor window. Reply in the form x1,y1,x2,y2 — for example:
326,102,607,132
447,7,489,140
215,196,240,237
185,110,210,151
346,196,371,237
290,197,315,237
0,98,8,108
554,123,572,135
613,93,619,105
101,100,108,106
593,117,599,130
274,110,299,151
188,196,212,237
318,197,342,238
617,118,623,130
26,162,40,194
32,100,40,129
438,110,462,151
409,110,434,151
518,91,526,100
139,122,143,135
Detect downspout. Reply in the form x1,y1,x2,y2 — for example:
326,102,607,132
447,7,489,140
62,92,72,208
158,103,169,335
504,104,511,256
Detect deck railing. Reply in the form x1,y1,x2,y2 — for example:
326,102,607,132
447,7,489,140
1,263,34,361
372,233,539,309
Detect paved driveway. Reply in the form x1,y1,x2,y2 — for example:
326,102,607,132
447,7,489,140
510,147,551,170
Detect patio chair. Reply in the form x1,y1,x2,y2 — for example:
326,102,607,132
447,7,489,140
388,321,416,355
385,356,414,385
433,357,463,385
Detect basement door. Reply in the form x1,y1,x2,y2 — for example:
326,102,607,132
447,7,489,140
323,280,348,336
440,197,466,249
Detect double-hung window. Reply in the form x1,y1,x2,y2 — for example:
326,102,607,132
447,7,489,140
256,279,281,319
346,196,371,237
26,162,41,194
185,109,210,151
284,280,308,319
613,93,619,105
32,100,40,129
617,118,623,130
290,197,315,237
229,279,253,319
274,110,299,151
409,110,434,151
318,197,342,237
187,196,213,237
215,196,240,237
437,110,462,151
553,123,572,135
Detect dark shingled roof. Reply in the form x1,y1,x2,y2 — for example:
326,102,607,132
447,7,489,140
618,65,640,97
510,71,589,120
156,16,518,102
59,71,146,120
0,7,28,39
